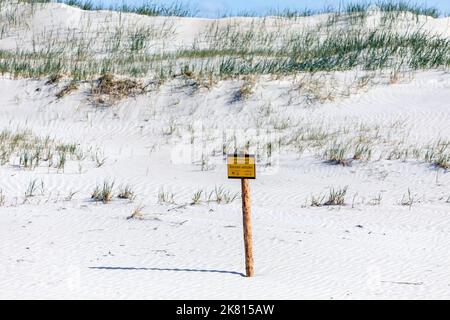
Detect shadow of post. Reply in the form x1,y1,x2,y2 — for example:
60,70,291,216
89,266,246,277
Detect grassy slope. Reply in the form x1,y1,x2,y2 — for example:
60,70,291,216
0,1,449,80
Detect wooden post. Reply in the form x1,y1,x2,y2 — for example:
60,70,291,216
241,178,254,277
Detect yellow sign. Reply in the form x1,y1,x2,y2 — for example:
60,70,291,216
227,154,256,179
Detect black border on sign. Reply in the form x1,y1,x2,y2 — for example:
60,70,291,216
227,154,256,179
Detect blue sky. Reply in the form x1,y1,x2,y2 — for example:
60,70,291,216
91,1,450,17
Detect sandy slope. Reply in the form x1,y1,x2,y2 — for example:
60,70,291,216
1,70,450,299
1,4,450,299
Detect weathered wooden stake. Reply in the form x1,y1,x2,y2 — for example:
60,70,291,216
241,178,254,277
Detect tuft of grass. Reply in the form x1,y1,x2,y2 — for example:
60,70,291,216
127,205,145,220
323,142,351,166
310,194,326,207
400,188,417,208
324,187,348,206
190,187,239,205
56,81,78,99
353,143,372,162
433,154,450,170
208,186,240,204
118,185,136,201
200,155,215,171
64,190,77,201
424,140,450,169
90,73,143,106
0,188,5,206
191,190,203,205
94,151,106,167
25,179,44,198
375,0,440,18
368,193,383,206
310,186,348,207
158,188,175,204
91,181,115,204
56,150,66,172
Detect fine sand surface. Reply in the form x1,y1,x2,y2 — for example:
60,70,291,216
1,4,450,299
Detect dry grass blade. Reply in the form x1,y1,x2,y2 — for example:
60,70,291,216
90,73,143,106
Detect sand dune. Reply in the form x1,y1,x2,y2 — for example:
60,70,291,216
1,2,450,299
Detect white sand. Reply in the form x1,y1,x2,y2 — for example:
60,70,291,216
1,3,450,299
